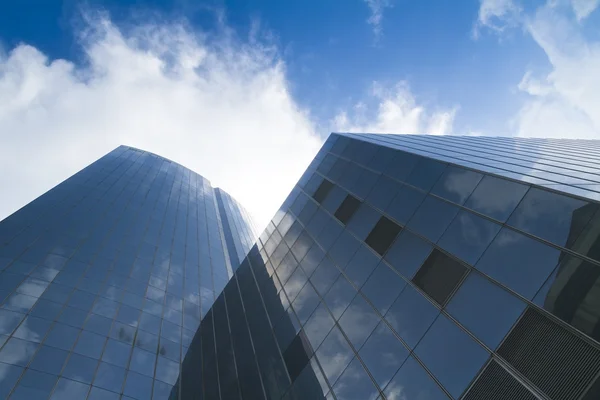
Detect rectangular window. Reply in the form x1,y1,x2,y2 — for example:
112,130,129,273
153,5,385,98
412,249,467,306
334,194,361,225
313,179,334,204
365,216,402,256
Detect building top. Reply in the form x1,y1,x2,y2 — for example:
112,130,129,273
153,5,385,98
340,132,600,204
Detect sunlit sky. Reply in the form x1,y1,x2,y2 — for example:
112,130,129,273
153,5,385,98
1,0,599,230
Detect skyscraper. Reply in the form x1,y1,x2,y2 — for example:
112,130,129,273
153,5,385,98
0,146,256,399
179,133,600,400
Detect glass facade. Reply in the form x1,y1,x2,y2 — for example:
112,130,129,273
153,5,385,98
178,133,600,400
0,146,254,400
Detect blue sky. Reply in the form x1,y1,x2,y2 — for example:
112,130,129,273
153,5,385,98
0,0,599,227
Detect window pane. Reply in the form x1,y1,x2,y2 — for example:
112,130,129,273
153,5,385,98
415,314,489,398
437,210,501,266
366,175,400,212
448,272,526,349
347,203,381,241
413,249,467,306
332,357,379,400
338,295,380,349
407,196,459,242
385,285,439,349
361,261,407,315
365,217,402,256
359,322,409,388
405,158,447,192
385,231,433,279
476,228,561,299
507,187,597,248
310,256,340,296
315,326,354,385
385,184,426,225
322,186,348,215
335,195,361,225
431,166,483,205
313,180,335,204
465,175,529,222
383,356,449,400
304,303,335,350
385,151,419,182
324,275,357,320
534,254,600,342
344,245,379,288
292,282,321,324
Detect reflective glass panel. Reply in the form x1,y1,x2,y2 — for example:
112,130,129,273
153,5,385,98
407,196,459,242
465,175,529,222
431,166,483,205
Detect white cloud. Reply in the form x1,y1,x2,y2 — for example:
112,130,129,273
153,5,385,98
363,0,393,39
474,0,521,37
333,82,457,135
512,2,600,138
0,12,322,231
570,0,599,20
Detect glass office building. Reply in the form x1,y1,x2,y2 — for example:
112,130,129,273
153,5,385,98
180,133,600,400
0,146,256,400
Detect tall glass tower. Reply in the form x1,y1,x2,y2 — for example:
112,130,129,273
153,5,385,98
0,146,256,400
179,133,600,400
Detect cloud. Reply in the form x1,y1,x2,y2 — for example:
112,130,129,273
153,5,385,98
333,82,457,135
0,12,322,231
474,0,521,37
363,0,393,39
570,0,599,20
512,2,600,138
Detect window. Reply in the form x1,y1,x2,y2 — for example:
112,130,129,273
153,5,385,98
384,356,448,400
447,272,526,349
365,216,402,256
359,321,409,388
283,331,312,382
476,228,561,299
347,203,381,241
431,166,483,205
361,261,406,314
413,249,467,306
415,314,489,398
465,175,529,222
332,357,378,400
334,194,361,225
315,326,354,385
407,196,459,242
344,245,380,288
405,158,447,192
385,285,439,349
338,295,379,348
437,210,501,266
385,184,426,225
385,230,433,279
507,187,597,248
385,151,419,182
366,175,401,211
313,179,334,204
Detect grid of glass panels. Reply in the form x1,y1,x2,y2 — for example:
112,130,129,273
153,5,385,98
215,189,259,272
180,133,600,400
0,146,252,400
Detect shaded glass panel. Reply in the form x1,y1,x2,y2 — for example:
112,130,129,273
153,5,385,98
335,195,361,225
338,294,380,349
508,187,597,248
315,326,354,386
476,228,561,299
361,261,406,314
437,210,501,266
448,272,526,349
385,231,433,279
385,184,426,225
431,166,483,205
407,196,459,242
365,216,402,256
413,249,467,306
332,357,379,400
465,175,529,222
415,314,489,398
313,179,335,204
383,356,449,400
405,157,447,192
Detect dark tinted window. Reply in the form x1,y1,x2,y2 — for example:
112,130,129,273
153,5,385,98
365,216,402,256
405,158,447,192
283,331,312,382
385,285,439,349
384,356,449,400
385,230,433,279
334,195,361,225
437,210,501,266
313,179,334,204
413,249,467,306
447,272,526,349
431,166,483,205
508,187,597,248
347,203,381,241
407,196,459,242
476,228,561,299
415,314,489,398
465,175,529,222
